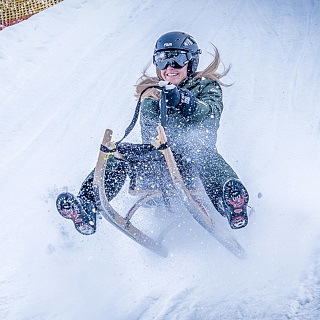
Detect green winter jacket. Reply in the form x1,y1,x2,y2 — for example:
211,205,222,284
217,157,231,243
140,77,223,159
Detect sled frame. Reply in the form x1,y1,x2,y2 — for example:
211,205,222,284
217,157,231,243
93,128,246,259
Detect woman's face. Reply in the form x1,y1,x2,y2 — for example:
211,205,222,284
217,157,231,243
160,64,188,85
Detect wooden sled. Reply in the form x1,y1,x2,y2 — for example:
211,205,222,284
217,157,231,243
93,128,247,259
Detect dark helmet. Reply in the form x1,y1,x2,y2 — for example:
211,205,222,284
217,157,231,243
153,31,202,76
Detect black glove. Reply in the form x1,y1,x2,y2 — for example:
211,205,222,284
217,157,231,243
163,84,181,107
160,81,196,117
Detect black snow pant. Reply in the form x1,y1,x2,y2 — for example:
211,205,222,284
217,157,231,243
78,156,128,203
78,150,244,217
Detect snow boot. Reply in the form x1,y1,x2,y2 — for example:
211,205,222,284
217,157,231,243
56,192,96,235
222,179,249,229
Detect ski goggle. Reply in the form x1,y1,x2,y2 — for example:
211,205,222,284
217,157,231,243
153,50,192,70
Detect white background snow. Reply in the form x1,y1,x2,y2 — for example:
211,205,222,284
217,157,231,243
1,0,320,319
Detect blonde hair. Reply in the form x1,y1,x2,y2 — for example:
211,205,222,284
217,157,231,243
135,44,231,100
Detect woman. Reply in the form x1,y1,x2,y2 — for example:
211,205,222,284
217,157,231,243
138,31,249,229
56,31,249,235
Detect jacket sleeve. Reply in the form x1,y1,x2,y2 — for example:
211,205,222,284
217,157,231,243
188,80,223,123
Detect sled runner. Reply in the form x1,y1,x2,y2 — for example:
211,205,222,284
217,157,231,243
92,129,168,257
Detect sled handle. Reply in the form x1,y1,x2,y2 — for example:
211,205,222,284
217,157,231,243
102,129,113,147
157,125,183,184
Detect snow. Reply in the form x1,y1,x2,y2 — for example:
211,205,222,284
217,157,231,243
0,0,320,319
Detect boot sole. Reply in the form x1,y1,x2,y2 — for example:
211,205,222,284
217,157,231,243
56,192,96,235
223,179,249,229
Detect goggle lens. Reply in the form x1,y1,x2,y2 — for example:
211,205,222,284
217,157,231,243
153,50,191,70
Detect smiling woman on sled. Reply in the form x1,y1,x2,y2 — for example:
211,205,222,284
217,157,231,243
56,31,249,236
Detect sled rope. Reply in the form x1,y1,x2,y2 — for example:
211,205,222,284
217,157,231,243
116,85,164,146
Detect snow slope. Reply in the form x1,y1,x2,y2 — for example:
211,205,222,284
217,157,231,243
1,0,320,319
